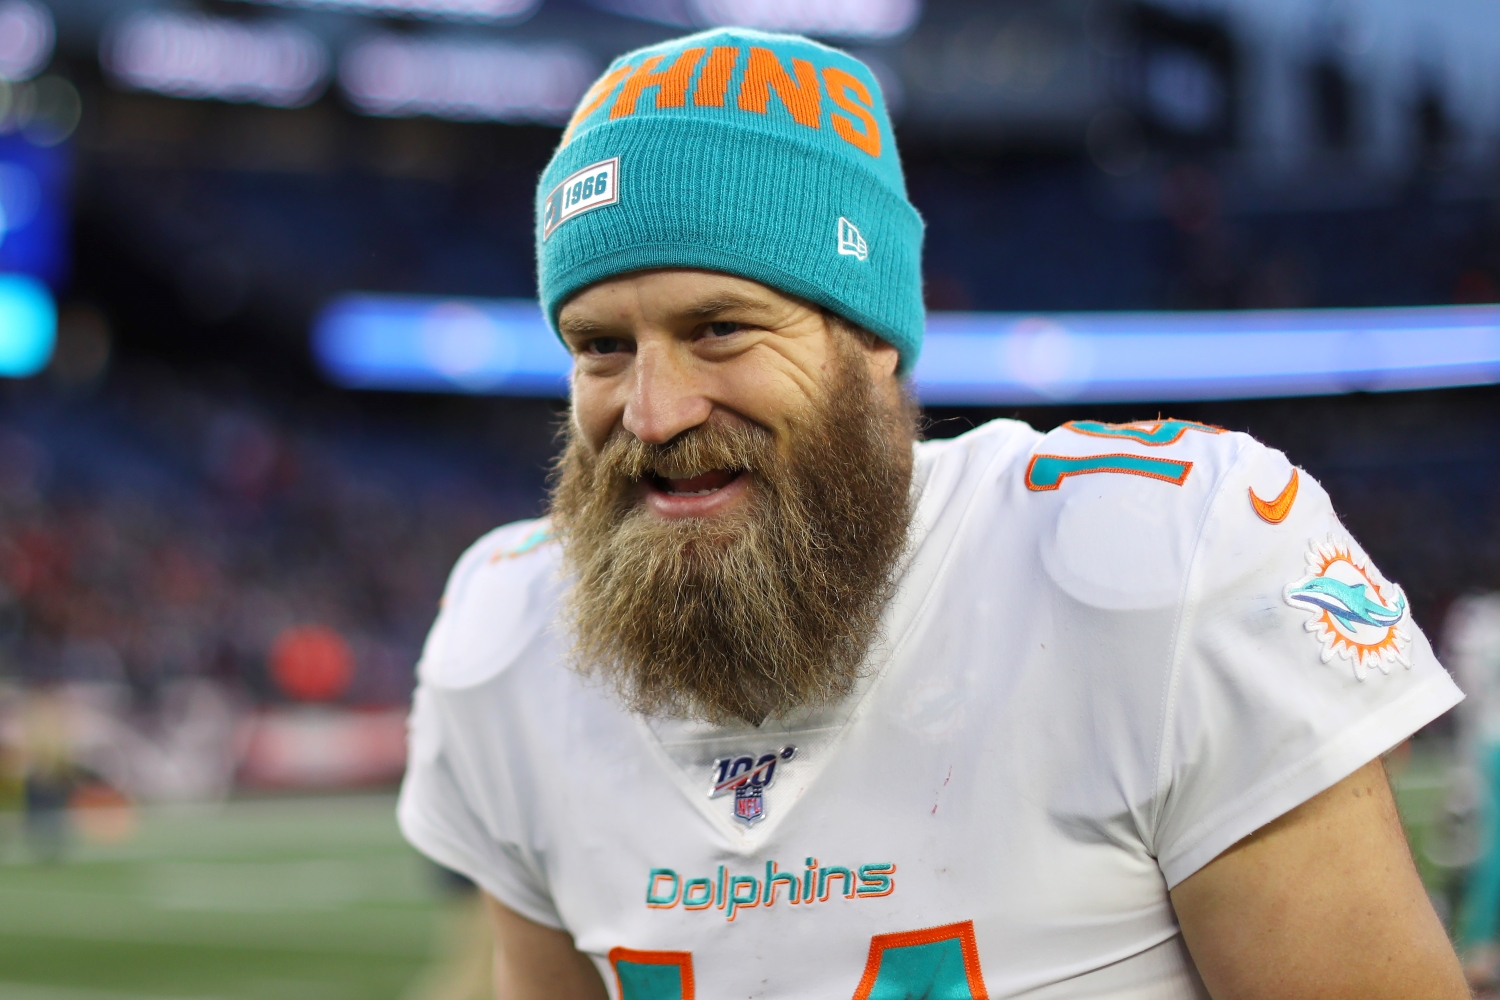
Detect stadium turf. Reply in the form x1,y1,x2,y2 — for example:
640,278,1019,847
0,795,444,1000
0,750,1460,1000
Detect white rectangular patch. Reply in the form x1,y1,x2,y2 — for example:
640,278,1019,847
542,157,619,240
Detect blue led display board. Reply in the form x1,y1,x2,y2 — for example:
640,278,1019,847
0,133,68,286
314,295,570,395
0,273,55,376
313,295,1500,405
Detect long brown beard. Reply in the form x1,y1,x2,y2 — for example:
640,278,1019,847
549,345,916,726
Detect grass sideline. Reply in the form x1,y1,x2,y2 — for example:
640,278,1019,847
0,745,1465,999
0,794,447,1000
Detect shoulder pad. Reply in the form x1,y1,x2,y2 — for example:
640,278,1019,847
917,416,1036,462
417,517,565,690
1023,419,1267,611
914,417,1042,505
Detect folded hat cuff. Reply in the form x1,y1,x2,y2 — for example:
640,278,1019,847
537,116,924,371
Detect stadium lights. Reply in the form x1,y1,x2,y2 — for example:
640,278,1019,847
231,0,539,23
339,36,595,124
592,0,922,40
313,295,1500,404
101,11,329,109
0,272,53,377
314,296,571,395
0,0,52,81
690,0,920,40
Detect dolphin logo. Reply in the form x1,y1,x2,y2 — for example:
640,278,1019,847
1283,535,1411,679
1286,576,1405,631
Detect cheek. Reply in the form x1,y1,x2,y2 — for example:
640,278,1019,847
570,379,621,452
715,362,818,433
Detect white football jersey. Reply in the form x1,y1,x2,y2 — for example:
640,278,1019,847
399,417,1461,1000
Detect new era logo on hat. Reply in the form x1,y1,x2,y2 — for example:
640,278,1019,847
837,217,867,260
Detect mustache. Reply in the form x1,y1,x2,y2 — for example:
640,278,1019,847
591,418,777,484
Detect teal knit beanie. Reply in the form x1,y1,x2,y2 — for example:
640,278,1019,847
535,28,925,371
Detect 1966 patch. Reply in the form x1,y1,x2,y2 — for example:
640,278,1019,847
542,157,619,240
1284,534,1411,680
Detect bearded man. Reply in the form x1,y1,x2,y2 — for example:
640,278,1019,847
399,28,1468,1000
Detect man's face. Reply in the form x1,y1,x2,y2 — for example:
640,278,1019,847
559,269,905,512
551,269,917,725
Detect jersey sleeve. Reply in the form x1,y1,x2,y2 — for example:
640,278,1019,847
398,684,565,929
395,521,566,930
1150,441,1463,888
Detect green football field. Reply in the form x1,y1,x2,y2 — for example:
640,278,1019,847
0,795,452,1000
0,748,1468,1000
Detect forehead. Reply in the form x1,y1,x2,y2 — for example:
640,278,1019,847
558,270,813,331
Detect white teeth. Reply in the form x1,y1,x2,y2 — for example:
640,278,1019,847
669,488,716,497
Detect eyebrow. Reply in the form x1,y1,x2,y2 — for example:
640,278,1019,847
680,294,776,320
557,315,614,340
558,292,778,340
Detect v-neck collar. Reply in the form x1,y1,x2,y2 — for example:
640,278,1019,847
628,443,959,850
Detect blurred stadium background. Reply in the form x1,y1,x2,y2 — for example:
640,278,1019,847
1,0,1500,996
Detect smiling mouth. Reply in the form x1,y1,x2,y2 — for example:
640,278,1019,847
648,468,745,496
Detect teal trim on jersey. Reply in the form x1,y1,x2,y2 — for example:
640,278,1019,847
1026,453,1193,491
615,960,687,1000
1064,419,1222,446
494,522,553,559
536,28,925,372
864,938,976,1000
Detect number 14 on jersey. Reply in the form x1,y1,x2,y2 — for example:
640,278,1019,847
609,919,990,999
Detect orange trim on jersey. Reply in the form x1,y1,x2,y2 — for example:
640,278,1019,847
692,46,739,107
737,47,820,127
852,920,989,1000
1062,418,1224,446
824,66,880,156
1250,467,1299,524
609,947,695,1000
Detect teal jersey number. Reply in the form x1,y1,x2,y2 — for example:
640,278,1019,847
610,948,693,1000
853,922,989,1000
1063,418,1222,446
1025,452,1192,491
610,921,990,999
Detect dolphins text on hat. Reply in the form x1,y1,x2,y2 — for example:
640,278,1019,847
562,46,882,158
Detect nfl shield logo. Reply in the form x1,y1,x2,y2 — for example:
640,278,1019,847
735,795,764,823
709,746,796,826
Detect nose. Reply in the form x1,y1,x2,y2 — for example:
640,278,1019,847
621,340,713,445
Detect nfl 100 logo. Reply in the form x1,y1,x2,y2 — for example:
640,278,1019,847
708,746,796,825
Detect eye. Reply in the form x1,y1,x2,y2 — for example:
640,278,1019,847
706,321,743,338
582,337,626,356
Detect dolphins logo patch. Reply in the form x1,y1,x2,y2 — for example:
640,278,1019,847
1284,535,1411,680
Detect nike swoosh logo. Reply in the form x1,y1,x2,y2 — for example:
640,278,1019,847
1250,468,1299,524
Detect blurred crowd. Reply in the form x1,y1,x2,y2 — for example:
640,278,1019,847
0,364,549,828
